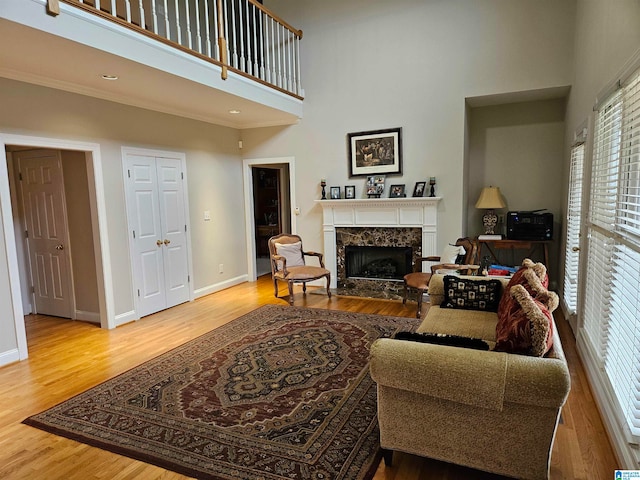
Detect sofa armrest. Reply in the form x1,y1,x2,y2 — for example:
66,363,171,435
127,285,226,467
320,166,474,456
370,338,508,411
370,338,570,411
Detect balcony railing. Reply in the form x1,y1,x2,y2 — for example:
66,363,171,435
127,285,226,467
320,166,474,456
54,0,303,98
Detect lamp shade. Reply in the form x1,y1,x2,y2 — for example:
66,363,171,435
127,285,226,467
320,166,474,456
475,186,506,209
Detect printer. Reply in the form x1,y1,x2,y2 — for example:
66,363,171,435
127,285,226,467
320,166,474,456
506,210,553,241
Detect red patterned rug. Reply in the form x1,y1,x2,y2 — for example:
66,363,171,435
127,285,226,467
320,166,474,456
24,305,415,480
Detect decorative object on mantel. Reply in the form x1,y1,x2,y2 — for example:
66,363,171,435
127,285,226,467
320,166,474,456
330,186,341,199
412,181,426,197
429,177,437,197
366,175,385,198
475,186,506,234
345,185,356,199
389,184,406,198
320,178,327,200
348,127,403,177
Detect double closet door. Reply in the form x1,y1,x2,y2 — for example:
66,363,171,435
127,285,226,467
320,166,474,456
124,150,190,318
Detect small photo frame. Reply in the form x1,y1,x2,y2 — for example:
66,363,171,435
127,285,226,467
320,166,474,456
330,186,341,199
345,185,356,199
366,175,385,197
389,184,406,198
412,181,426,197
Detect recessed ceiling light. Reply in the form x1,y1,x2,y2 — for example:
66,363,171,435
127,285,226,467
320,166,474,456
101,74,119,80
229,109,241,114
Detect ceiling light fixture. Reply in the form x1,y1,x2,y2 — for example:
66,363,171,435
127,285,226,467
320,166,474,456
101,74,119,80
229,109,241,114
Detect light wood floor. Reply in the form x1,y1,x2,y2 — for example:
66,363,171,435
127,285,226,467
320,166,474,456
0,275,618,479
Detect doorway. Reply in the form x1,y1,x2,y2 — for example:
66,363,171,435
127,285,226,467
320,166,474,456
243,157,296,282
252,165,291,276
0,134,112,363
7,146,101,322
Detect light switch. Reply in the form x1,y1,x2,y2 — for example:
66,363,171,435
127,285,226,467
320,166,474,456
204,210,211,221
294,207,300,215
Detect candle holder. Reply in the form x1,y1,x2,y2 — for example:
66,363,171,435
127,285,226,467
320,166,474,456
429,177,436,197
320,179,327,200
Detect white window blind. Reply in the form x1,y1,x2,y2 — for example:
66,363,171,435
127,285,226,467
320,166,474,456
619,74,640,240
582,67,640,441
590,91,622,230
563,143,584,314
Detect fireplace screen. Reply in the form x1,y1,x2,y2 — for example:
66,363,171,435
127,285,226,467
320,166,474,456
345,246,413,281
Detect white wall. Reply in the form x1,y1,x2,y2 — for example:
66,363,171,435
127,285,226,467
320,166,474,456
242,0,576,255
0,77,246,328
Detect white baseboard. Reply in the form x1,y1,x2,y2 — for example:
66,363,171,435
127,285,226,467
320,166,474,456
576,331,638,469
75,310,100,324
114,310,137,327
194,275,248,299
0,348,21,367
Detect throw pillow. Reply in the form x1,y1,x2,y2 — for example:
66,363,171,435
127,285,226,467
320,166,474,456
441,275,503,312
497,258,550,319
274,241,305,270
394,331,490,351
440,243,466,264
495,284,554,357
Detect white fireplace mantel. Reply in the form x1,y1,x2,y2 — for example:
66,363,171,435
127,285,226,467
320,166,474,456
315,197,441,288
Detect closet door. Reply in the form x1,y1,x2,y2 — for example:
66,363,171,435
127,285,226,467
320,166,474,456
125,151,189,318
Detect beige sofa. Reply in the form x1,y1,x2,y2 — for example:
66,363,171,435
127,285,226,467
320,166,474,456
370,273,571,480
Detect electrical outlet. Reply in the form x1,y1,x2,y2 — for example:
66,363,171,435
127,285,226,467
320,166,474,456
498,214,505,224
219,263,224,274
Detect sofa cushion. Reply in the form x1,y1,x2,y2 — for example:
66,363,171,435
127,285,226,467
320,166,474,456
497,259,551,320
395,331,490,350
441,276,503,312
495,284,554,356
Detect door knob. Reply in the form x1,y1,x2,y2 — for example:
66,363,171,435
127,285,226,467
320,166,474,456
164,239,171,245
156,240,163,247
55,244,64,250
572,246,580,252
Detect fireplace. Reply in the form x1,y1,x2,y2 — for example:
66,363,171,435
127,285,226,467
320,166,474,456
345,246,413,281
316,197,441,299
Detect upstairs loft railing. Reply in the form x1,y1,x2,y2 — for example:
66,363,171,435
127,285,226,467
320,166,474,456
52,0,303,99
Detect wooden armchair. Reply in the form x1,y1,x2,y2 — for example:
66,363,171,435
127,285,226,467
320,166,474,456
268,234,332,305
403,237,479,318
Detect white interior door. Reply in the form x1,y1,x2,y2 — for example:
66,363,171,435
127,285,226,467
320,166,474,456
16,149,73,318
156,157,189,307
125,151,189,318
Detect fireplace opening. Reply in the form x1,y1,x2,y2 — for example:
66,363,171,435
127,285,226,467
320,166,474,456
345,246,413,281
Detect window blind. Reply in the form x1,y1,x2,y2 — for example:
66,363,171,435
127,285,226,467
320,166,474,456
582,66,640,441
563,143,584,314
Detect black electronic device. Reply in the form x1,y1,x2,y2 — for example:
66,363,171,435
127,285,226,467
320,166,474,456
506,210,553,241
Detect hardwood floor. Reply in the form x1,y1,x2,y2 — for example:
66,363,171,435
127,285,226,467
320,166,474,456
0,276,618,479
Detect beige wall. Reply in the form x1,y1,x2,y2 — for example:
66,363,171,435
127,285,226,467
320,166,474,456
245,0,576,257
467,98,566,283
61,150,100,317
0,78,245,321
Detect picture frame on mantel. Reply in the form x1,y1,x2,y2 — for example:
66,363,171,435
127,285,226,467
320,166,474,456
348,127,402,177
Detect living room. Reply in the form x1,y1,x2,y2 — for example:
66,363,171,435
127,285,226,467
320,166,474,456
0,0,639,478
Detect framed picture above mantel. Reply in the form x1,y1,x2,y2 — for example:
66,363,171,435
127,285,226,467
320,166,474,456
348,127,402,177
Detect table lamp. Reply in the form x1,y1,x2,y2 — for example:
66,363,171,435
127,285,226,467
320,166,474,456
475,186,506,235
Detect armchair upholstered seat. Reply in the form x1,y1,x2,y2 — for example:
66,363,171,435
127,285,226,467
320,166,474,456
268,234,331,305
403,237,479,318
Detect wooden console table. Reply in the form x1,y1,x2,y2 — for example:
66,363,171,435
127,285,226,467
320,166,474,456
473,238,551,272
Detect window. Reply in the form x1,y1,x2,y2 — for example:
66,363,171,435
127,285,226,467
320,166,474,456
582,70,640,441
563,143,584,314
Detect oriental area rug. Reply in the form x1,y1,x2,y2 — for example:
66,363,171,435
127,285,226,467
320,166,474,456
24,305,415,480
